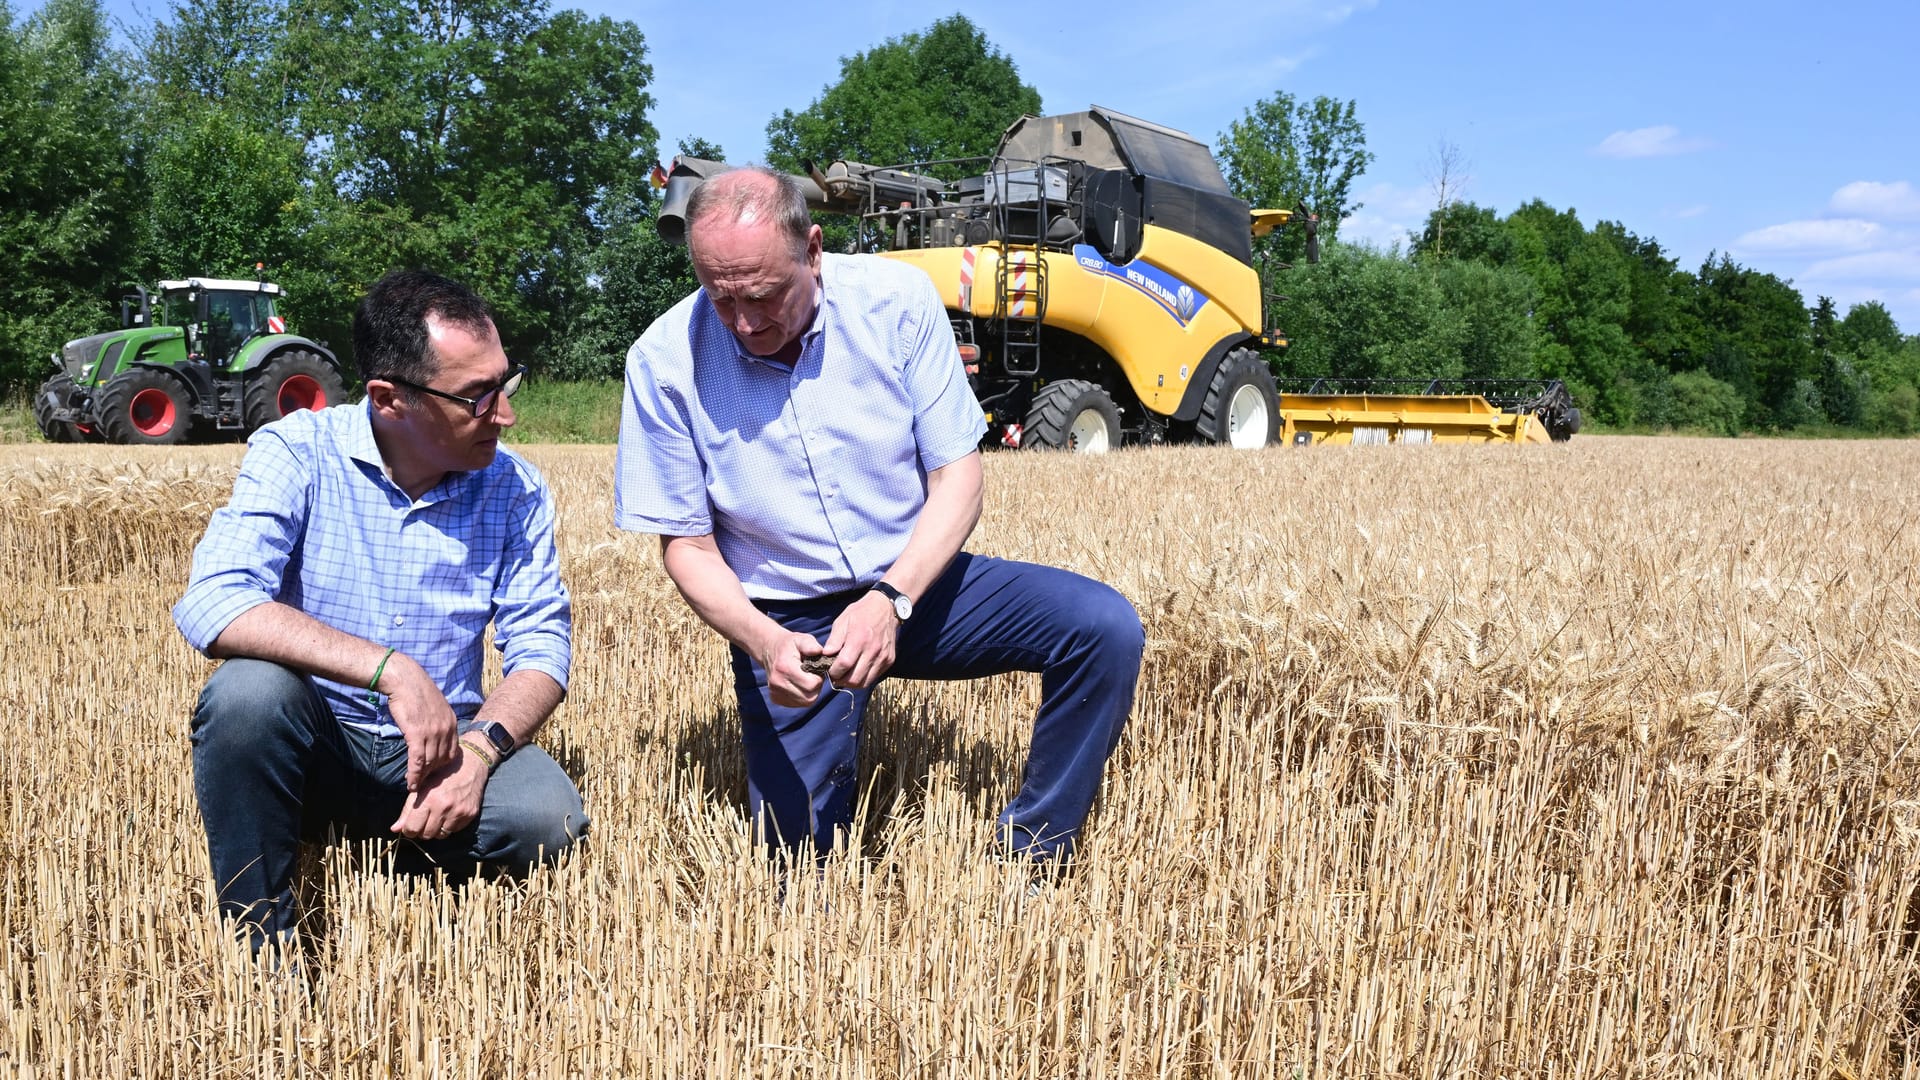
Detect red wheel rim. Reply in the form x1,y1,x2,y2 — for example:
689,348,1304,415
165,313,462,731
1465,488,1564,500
276,374,326,414
129,388,177,436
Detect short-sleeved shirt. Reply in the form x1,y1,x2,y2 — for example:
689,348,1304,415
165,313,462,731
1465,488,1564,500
614,254,986,601
173,402,572,736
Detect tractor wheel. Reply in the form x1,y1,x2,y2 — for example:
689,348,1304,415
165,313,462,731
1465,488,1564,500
244,350,348,430
33,375,83,443
1023,379,1121,453
1195,347,1278,449
97,369,191,446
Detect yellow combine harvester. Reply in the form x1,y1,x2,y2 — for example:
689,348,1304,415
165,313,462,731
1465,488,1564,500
659,106,1580,450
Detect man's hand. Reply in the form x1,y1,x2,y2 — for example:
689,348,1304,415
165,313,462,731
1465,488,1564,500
821,591,900,690
761,630,830,708
383,652,459,791
391,742,489,840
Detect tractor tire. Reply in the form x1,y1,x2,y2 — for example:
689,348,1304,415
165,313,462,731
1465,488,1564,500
1023,379,1121,453
97,369,191,446
244,350,348,430
1195,347,1279,449
33,375,83,443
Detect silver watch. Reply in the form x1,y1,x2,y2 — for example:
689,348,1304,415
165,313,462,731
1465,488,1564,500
871,580,912,622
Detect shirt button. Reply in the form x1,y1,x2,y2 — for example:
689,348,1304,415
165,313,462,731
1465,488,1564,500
393,615,405,627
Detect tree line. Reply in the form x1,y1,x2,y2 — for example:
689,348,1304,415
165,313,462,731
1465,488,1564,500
1273,198,1920,436
5,0,1914,435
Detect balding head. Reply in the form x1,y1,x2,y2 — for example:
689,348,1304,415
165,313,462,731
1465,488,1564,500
685,167,814,263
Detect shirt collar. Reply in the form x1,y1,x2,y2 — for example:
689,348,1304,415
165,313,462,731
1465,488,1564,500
345,398,384,468
343,398,473,504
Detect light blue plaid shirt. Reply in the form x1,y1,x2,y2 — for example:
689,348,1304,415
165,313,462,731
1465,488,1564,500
173,402,571,736
615,254,986,600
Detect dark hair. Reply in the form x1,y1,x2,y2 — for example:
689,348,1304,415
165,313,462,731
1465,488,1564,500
685,167,812,262
351,269,493,387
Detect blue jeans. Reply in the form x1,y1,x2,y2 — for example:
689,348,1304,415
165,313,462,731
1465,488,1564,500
189,658,588,946
731,553,1143,862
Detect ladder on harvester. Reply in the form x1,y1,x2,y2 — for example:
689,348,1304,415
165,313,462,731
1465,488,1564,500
990,158,1051,376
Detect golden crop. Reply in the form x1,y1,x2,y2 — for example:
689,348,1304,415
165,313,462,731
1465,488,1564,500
2,436,1918,1077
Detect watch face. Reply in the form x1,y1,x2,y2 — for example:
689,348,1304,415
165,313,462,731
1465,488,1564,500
892,595,912,620
484,723,514,754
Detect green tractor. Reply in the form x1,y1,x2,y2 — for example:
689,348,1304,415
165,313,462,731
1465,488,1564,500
35,276,349,445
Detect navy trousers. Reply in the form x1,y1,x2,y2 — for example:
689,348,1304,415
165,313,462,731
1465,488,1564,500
189,658,588,946
731,552,1143,861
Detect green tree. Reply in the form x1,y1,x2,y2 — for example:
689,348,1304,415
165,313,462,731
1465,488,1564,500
1865,382,1918,435
1273,242,1466,384
271,0,658,371
1411,201,1514,266
1668,369,1745,436
1218,91,1372,271
1502,201,1634,423
766,15,1040,173
140,104,308,281
1837,300,1903,355
139,0,290,126
1690,253,1819,429
551,137,719,381
1805,297,1867,426
0,0,140,389
1433,258,1537,381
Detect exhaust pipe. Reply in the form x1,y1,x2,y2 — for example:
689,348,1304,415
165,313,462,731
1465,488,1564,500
656,155,939,245
656,156,842,246
656,157,731,246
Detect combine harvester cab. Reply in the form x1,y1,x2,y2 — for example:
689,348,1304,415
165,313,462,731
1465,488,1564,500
657,106,1575,452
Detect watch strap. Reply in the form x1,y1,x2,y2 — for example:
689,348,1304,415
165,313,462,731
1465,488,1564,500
871,580,911,621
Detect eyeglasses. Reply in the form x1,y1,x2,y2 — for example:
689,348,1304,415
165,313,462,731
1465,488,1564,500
388,365,526,417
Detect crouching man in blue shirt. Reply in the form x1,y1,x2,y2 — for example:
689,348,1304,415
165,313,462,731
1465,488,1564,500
615,168,1144,872
174,270,586,950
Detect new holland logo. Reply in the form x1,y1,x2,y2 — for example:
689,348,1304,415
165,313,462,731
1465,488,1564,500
1071,245,1209,327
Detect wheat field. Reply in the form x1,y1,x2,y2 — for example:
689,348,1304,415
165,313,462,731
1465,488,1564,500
3,435,1919,1077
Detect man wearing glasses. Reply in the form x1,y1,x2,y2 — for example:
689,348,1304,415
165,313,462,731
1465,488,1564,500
174,269,585,952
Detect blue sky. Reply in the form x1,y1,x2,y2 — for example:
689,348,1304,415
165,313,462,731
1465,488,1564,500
92,0,1920,331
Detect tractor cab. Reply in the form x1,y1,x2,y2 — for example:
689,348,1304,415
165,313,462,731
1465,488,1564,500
153,278,287,368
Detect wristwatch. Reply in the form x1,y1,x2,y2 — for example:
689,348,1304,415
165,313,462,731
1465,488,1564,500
477,721,516,761
871,580,913,622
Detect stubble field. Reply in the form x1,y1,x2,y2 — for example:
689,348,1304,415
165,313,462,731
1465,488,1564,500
3,435,1919,1077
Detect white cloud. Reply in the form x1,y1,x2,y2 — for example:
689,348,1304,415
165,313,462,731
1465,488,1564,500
1802,249,1920,281
1731,218,1882,255
1830,180,1920,222
1592,125,1713,159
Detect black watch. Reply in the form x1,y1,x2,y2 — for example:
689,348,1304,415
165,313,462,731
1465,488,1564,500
871,580,913,622
478,721,515,761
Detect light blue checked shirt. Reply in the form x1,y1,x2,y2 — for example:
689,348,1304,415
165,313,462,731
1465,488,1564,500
173,402,571,736
615,254,986,600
